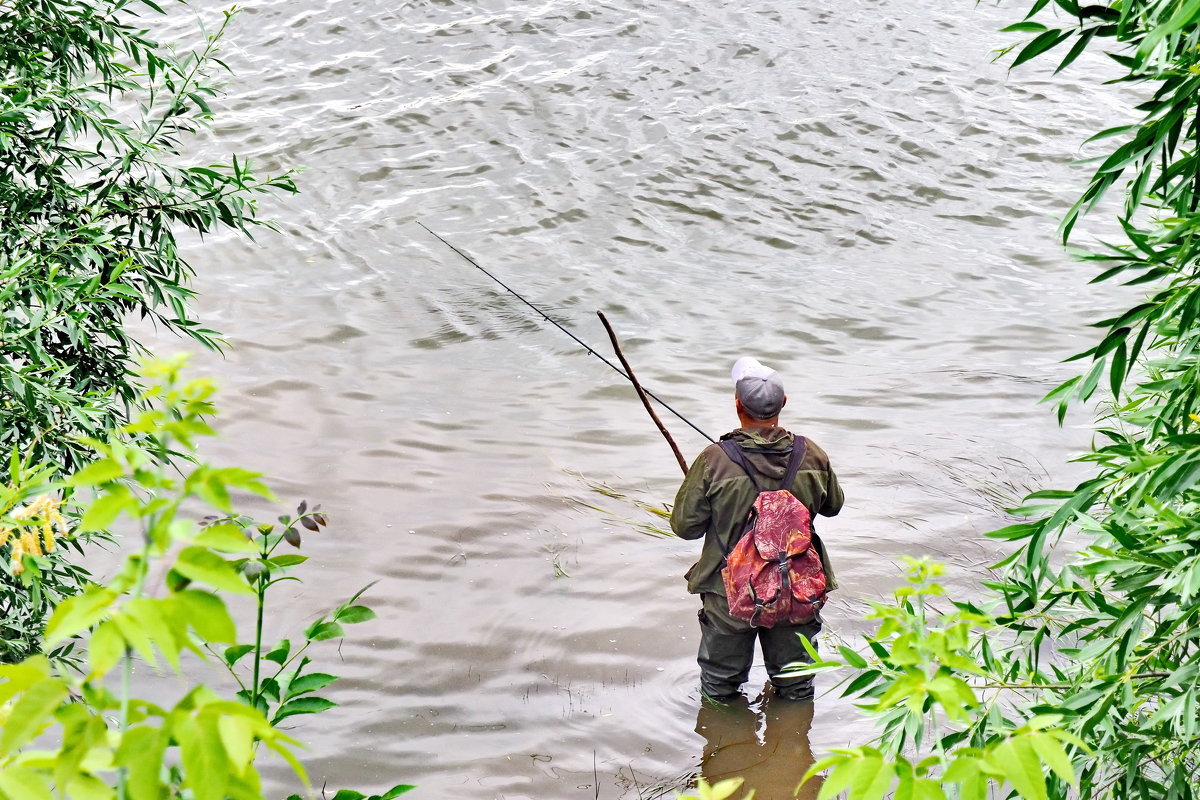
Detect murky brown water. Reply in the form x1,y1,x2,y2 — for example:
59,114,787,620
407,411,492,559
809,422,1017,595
139,0,1134,797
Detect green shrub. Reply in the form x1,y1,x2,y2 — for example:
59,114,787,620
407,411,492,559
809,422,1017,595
0,0,296,473
0,357,410,800
792,3,1200,800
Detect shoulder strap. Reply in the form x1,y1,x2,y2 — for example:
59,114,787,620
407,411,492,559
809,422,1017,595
718,436,808,493
717,440,764,492
781,436,808,490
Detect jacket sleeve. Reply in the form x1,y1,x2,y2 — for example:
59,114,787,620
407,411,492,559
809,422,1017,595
670,452,712,540
819,462,844,517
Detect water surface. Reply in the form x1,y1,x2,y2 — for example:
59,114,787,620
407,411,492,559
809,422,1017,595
146,0,1132,796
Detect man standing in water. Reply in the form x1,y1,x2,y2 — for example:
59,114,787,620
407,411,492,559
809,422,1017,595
670,357,843,702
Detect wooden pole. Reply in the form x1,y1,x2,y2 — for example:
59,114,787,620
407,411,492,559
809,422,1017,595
596,311,689,476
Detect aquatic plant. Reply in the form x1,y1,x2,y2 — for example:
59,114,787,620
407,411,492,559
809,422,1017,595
0,358,410,800
793,2,1200,800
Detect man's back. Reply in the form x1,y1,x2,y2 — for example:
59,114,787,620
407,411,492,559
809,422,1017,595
670,426,843,596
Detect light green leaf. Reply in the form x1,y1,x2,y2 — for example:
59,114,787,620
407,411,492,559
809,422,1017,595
216,716,254,776
88,620,126,679
849,756,893,800
0,658,52,707
1,679,69,755
176,716,229,800
67,774,115,800
816,758,857,800
1028,733,1076,787
114,727,167,800
989,737,1048,800
80,484,134,532
173,547,253,594
0,766,53,800
45,587,118,644
66,459,124,487
110,609,159,670
193,523,256,553
175,590,237,644
126,598,183,671
264,738,309,786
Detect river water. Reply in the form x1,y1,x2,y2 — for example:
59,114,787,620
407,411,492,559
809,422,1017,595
144,0,1132,797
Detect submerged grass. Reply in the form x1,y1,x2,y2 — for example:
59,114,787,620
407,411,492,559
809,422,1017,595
559,467,678,540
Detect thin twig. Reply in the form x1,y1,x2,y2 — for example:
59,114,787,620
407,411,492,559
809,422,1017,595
596,310,689,475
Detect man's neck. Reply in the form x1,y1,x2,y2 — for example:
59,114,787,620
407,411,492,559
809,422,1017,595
737,416,781,431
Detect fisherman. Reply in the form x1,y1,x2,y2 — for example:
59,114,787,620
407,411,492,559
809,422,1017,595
670,357,843,702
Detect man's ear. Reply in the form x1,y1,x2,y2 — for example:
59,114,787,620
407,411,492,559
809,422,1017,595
780,395,787,410
734,397,745,415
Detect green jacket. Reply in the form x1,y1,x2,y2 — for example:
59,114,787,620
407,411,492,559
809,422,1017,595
670,426,844,596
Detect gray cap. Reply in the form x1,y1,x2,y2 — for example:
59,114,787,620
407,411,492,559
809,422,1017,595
731,357,786,419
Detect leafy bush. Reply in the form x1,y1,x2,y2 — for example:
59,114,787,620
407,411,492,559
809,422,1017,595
0,0,296,665
795,3,1200,800
0,357,410,800
0,0,296,473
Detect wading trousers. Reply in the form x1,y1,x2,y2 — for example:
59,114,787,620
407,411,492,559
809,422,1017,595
697,592,821,701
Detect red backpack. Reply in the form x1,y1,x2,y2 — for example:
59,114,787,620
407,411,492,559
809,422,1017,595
717,438,827,628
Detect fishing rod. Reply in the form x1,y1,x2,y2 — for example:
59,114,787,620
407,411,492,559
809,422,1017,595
417,222,716,449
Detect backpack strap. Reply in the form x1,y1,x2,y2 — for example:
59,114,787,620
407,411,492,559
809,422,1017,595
718,440,763,492
780,436,808,491
717,436,808,493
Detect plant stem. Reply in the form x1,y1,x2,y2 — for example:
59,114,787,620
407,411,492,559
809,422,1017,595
251,539,267,710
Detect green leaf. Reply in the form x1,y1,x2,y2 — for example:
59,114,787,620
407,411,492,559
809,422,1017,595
837,645,869,669
45,587,118,643
286,672,338,698
216,716,254,775
1028,733,1076,787
1000,22,1048,32
81,484,135,531
377,786,416,799
66,458,124,487
1109,339,1127,399
88,620,126,678
334,605,376,624
265,639,291,665
114,727,167,800
306,621,345,641
1,679,68,754
850,756,894,800
0,767,53,800
193,523,257,553
988,737,1048,800
176,716,230,800
224,645,254,666
176,590,237,643
1011,29,1070,68
173,547,253,594
272,696,337,723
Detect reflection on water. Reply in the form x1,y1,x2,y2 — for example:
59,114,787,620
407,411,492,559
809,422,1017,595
695,689,821,800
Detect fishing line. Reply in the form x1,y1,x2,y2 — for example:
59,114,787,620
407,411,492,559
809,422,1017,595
418,222,715,444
